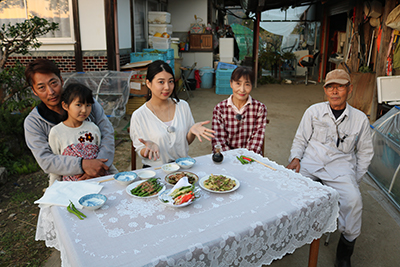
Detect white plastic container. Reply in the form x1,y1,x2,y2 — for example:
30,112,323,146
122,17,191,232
149,24,173,36
148,11,171,24
153,37,171,49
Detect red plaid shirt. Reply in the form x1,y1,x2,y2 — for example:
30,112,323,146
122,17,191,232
212,96,267,154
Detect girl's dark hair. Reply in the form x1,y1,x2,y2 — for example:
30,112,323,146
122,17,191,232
62,83,94,105
146,60,179,102
61,83,94,121
230,66,255,85
25,58,61,86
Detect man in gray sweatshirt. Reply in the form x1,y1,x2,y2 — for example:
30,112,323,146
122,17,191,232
24,58,116,182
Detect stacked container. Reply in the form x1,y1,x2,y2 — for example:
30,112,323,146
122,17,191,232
143,48,175,74
215,68,235,95
148,11,172,50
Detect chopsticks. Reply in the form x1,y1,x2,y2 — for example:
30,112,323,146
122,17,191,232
248,157,276,171
98,177,114,183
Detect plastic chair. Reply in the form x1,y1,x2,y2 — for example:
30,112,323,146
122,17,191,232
297,50,320,85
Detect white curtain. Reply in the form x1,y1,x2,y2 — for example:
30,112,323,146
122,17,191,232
260,6,309,50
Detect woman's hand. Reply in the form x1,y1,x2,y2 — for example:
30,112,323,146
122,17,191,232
188,120,216,143
139,138,160,160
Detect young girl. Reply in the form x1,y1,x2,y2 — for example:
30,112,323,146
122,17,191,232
211,66,267,155
48,83,106,185
129,60,215,167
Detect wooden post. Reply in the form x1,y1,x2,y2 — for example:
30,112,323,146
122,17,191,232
252,12,261,88
348,1,364,73
371,0,396,121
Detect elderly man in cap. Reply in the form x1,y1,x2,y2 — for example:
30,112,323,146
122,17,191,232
286,69,373,267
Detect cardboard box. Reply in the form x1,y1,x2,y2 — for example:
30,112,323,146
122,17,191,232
130,72,148,96
126,96,147,115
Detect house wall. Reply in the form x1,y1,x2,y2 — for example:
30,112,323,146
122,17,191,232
168,0,207,32
80,0,107,51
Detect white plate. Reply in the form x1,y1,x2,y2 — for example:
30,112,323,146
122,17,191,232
158,187,200,208
126,180,166,198
199,174,240,193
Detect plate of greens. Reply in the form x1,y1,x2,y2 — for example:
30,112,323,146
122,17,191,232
126,178,166,198
199,174,240,193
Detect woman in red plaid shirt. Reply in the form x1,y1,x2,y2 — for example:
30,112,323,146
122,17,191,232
212,66,267,155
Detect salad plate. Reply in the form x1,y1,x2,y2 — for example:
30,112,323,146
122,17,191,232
199,174,240,193
126,179,166,199
158,187,200,208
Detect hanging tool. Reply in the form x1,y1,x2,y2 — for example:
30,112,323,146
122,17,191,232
367,29,375,66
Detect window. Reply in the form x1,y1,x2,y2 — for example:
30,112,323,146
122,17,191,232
0,0,74,43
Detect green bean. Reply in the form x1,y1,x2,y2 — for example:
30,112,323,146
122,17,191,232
67,205,84,220
69,201,87,218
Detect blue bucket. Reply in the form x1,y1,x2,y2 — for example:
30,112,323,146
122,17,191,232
200,67,214,89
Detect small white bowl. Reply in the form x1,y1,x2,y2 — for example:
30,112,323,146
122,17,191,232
114,171,138,186
175,157,196,169
138,170,156,180
161,163,180,174
78,193,107,210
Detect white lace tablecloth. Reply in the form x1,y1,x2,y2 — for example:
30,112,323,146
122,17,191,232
36,149,339,267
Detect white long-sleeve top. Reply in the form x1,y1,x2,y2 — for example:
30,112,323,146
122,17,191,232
289,102,374,182
130,99,195,167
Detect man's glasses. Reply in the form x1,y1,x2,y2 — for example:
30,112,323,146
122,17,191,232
325,84,349,92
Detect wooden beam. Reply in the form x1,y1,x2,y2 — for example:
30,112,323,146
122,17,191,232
252,12,260,88
104,0,116,70
371,0,396,121
319,6,329,82
130,0,135,52
72,0,83,72
348,1,364,73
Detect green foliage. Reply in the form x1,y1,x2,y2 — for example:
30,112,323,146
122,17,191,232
0,16,59,69
258,75,280,85
0,61,39,111
0,15,57,175
359,66,372,73
0,108,39,175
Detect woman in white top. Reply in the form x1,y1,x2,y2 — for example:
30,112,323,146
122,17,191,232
129,60,215,167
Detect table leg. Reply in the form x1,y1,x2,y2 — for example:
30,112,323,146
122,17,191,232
308,238,320,267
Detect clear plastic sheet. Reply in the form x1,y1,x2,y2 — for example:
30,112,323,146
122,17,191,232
62,71,132,127
368,106,400,211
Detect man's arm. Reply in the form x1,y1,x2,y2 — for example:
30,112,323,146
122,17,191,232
90,99,115,167
24,111,83,176
355,119,374,183
287,108,314,171
246,103,267,155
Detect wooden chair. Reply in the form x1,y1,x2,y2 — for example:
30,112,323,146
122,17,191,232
127,127,136,170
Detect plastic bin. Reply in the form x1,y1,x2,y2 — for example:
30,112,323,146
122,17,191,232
215,84,232,95
216,68,234,81
217,62,237,70
130,51,166,63
152,37,171,49
143,48,174,59
200,67,214,88
148,11,171,24
149,24,173,36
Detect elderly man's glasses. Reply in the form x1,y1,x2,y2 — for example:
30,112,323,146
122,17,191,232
325,84,349,92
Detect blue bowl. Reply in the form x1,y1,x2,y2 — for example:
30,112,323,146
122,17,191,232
175,157,196,169
114,171,138,185
78,193,107,210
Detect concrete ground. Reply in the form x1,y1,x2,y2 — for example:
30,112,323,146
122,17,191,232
44,83,400,266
